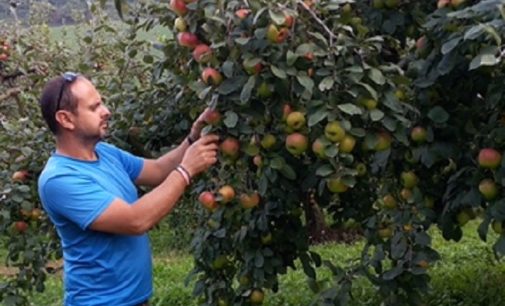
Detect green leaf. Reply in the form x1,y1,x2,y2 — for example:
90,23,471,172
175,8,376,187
368,68,385,85
338,103,363,116
441,37,461,55
358,82,378,100
297,75,314,92
369,109,384,121
280,164,297,180
114,0,123,19
469,53,499,70
316,164,334,177
223,111,239,128
319,76,334,91
218,76,247,95
269,10,285,25
235,37,251,45
494,235,505,257
286,50,298,66
428,106,450,124
271,65,287,79
240,76,256,104
308,108,328,127
270,157,285,170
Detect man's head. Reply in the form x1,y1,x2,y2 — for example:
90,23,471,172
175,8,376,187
39,73,110,140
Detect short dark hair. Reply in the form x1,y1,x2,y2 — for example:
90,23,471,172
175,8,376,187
39,75,80,134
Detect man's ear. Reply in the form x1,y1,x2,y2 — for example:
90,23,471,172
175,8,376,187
55,110,75,131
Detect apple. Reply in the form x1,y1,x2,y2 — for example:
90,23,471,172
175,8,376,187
193,44,213,63
401,171,418,188
410,126,427,143
12,170,30,183
374,132,392,151
235,8,251,20
282,103,293,121
260,134,277,149
220,137,240,159
14,221,28,233
372,0,385,9
211,255,228,270
199,191,217,210
283,14,295,27
456,210,471,226
238,275,251,286
492,220,504,234
437,0,450,8
339,135,356,153
417,260,429,269
253,155,263,167
170,0,188,16
266,24,289,43
250,289,264,304
286,112,306,130
424,196,435,209
218,185,236,203
384,0,400,8
261,232,272,245
257,82,272,98
324,121,345,142
360,98,378,110
415,36,426,51
204,109,221,125
378,227,393,239
478,179,498,200
0,53,8,61
174,17,187,32
30,208,43,221
382,194,397,209
451,0,465,8
478,148,502,169
327,178,348,193
285,133,308,156
240,192,260,209
312,138,327,159
243,61,263,75
356,163,367,176
395,89,406,101
177,32,200,48
400,188,413,201
304,52,314,61
201,68,223,85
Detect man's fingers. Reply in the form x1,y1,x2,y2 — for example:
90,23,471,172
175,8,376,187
198,134,220,144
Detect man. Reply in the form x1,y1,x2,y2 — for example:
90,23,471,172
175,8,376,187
37,72,219,306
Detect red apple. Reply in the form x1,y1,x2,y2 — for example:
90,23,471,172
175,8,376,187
177,32,200,49
12,170,30,183
312,138,327,159
204,109,221,125
201,68,223,86
218,185,236,204
235,9,251,20
282,103,293,121
285,133,308,156
374,131,392,151
284,14,295,27
14,221,28,233
479,179,498,200
193,44,213,63
240,192,260,209
253,155,263,167
478,148,502,169
199,191,217,210
170,0,188,16
220,137,240,159
410,126,427,143
243,60,263,75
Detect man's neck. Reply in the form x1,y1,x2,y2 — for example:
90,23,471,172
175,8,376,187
55,135,99,161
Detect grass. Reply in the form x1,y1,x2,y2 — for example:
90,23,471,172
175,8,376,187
24,220,505,306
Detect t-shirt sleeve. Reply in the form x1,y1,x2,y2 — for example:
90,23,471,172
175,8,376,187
41,174,116,230
101,142,144,181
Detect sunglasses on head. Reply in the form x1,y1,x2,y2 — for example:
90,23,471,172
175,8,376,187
55,72,79,112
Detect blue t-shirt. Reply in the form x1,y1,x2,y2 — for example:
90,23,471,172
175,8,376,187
38,142,151,306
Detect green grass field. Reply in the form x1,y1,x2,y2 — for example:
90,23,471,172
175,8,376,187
24,220,505,306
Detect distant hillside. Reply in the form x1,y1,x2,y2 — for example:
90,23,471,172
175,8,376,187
0,0,121,25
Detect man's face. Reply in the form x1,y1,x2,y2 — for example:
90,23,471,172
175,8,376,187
68,77,111,141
